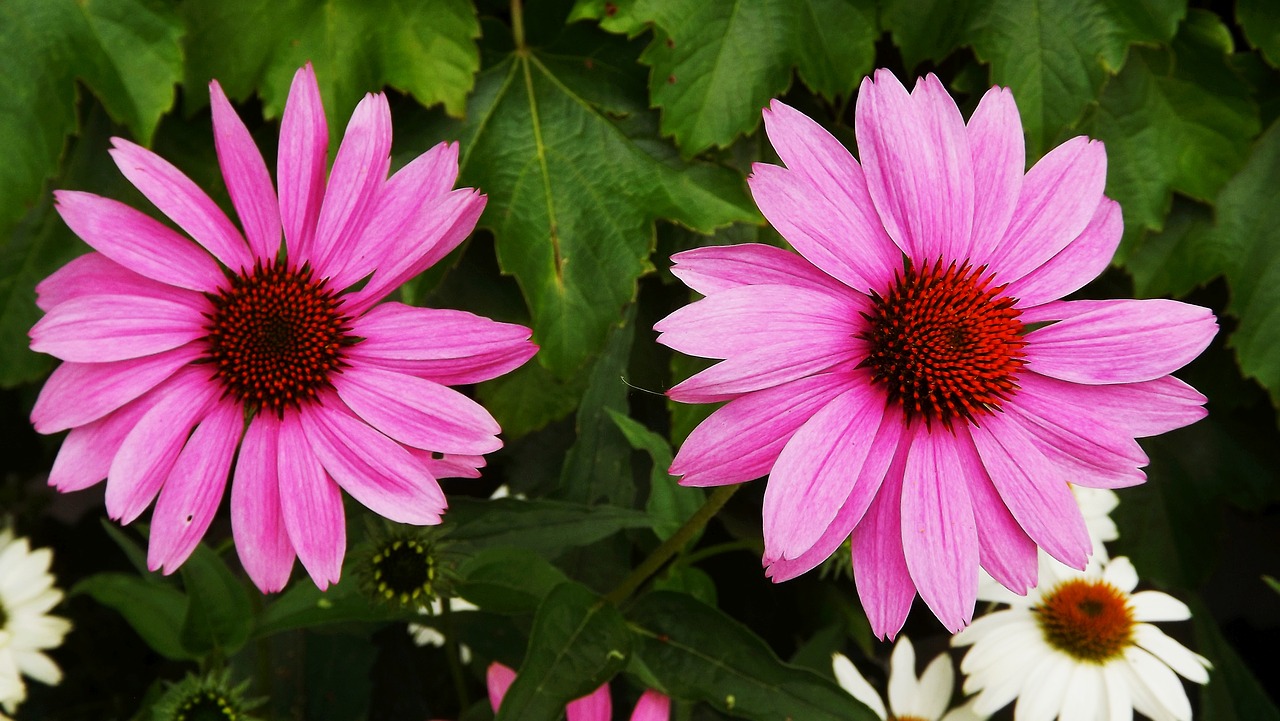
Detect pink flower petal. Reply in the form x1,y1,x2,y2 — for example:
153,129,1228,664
758,101,900,290
763,382,888,562
953,428,1038,594
346,302,536,385
1007,197,1121,309
299,403,446,525
668,242,844,296
30,293,207,363
105,368,219,524
278,64,329,265
35,253,177,312
765,414,903,582
989,137,1106,283
109,138,253,272
54,191,224,292
332,366,501,455
856,70,974,262
231,413,296,593
747,163,897,293
629,690,670,721
148,398,243,574
655,284,863,360
328,141,460,290
1024,299,1218,384
409,450,485,479
900,426,979,633
968,412,1091,569
1019,372,1207,438
667,343,858,404
47,389,167,493
277,413,344,589
345,188,486,315
670,371,853,486
851,445,915,640
487,662,517,712
966,85,1024,266
210,80,281,260
566,684,612,721
31,343,202,433
311,92,393,278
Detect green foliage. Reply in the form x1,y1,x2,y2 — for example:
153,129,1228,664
627,592,879,720
179,543,255,656
72,573,194,661
457,547,570,614
495,582,632,721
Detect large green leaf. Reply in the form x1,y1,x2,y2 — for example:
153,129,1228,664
1088,10,1259,258
1218,119,1280,407
627,592,879,720
1237,0,1280,68
573,0,875,154
495,582,632,721
1191,598,1280,721
179,542,255,656
0,0,180,242
607,408,705,541
456,547,571,616
455,30,755,377
443,497,653,558
255,575,405,637
181,0,479,125
884,0,1186,156
1124,201,1221,299
72,573,194,661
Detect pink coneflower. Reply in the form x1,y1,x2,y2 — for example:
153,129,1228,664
29,64,536,593
655,69,1216,637
487,663,670,721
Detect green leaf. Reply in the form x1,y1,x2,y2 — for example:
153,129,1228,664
99,519,149,575
1191,597,1280,721
443,497,653,559
495,582,632,721
1218,119,1280,408
559,308,636,505
256,578,404,637
880,0,976,71
72,573,194,661
1238,0,1280,68
968,0,1186,156
456,32,755,377
627,592,878,720
178,542,254,656
1266,575,1280,596
181,0,480,127
477,360,588,439
607,408,705,540
1124,200,1222,299
457,547,571,615
0,0,181,229
791,0,877,102
1088,10,1259,258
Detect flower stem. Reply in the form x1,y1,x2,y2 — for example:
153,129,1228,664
605,484,740,605
511,0,526,51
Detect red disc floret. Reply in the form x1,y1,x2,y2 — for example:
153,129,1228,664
858,258,1026,429
203,259,354,415
1034,578,1135,663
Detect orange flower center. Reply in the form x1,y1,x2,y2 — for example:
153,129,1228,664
1034,578,1135,663
859,258,1025,428
203,260,354,415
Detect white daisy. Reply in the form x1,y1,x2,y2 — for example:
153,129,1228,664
954,556,1210,721
0,529,72,715
408,596,479,664
1073,485,1120,562
833,636,986,721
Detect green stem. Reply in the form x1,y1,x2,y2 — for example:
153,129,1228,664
605,485,740,605
674,538,759,569
441,599,471,710
511,0,526,51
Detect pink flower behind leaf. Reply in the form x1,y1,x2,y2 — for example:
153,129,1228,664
656,69,1216,638
486,663,670,721
29,64,537,593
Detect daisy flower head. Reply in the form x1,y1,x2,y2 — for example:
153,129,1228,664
655,68,1217,638
487,663,670,721
29,63,537,593
833,636,985,721
953,556,1210,721
0,529,72,716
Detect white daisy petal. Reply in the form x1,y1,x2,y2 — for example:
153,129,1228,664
1059,664,1105,721
914,651,955,720
1014,652,1071,721
1102,556,1139,593
1133,624,1211,683
1125,647,1193,721
0,531,71,716
1129,590,1191,622
886,636,919,715
1100,665,1134,721
832,652,888,720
